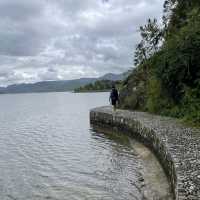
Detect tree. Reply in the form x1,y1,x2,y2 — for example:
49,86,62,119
164,0,200,35
134,19,162,66
163,0,176,30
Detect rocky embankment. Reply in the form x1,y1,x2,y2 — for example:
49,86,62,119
90,106,200,200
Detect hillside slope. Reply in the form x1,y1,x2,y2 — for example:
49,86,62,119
119,0,200,125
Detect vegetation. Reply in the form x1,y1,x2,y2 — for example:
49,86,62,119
74,80,121,92
120,0,200,126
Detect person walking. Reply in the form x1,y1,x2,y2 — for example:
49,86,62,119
109,85,119,111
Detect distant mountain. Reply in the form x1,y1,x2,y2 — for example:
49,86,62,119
0,71,131,94
0,78,96,94
99,71,130,81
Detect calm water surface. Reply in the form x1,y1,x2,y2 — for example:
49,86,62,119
0,92,170,200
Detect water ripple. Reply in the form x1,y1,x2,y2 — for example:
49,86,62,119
0,93,145,200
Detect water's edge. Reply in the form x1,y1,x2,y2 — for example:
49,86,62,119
92,125,173,199
90,106,200,200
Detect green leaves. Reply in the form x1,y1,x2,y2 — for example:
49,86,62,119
134,18,163,66
120,0,200,125
158,9,200,97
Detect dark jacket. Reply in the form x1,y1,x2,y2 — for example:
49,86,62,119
110,88,119,101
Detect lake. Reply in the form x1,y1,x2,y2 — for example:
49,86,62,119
0,92,172,200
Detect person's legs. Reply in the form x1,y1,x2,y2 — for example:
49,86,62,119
112,100,117,111
114,104,117,111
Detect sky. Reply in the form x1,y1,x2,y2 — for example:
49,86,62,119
0,0,164,86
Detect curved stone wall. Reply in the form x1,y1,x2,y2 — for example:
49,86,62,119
90,106,200,200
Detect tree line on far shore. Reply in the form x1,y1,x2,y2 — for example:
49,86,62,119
74,80,121,92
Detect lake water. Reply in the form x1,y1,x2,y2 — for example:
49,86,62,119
0,92,172,200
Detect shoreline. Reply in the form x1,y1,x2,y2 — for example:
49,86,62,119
73,90,110,93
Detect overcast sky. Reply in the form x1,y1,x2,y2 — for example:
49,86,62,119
0,0,164,86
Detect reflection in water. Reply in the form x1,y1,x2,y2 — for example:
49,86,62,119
0,92,172,200
90,127,144,200
91,126,173,200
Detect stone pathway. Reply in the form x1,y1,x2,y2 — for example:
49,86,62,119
90,106,200,200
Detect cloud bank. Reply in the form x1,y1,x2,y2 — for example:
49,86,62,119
0,0,164,86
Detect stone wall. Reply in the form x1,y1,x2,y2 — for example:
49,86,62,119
90,106,200,200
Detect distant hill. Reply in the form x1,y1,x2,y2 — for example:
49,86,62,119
99,71,131,81
0,78,96,94
74,80,119,93
0,71,130,94
74,71,131,93
99,73,123,81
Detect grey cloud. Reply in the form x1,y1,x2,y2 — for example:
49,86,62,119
0,0,45,21
0,0,164,86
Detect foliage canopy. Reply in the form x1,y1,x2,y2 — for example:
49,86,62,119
120,0,200,126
